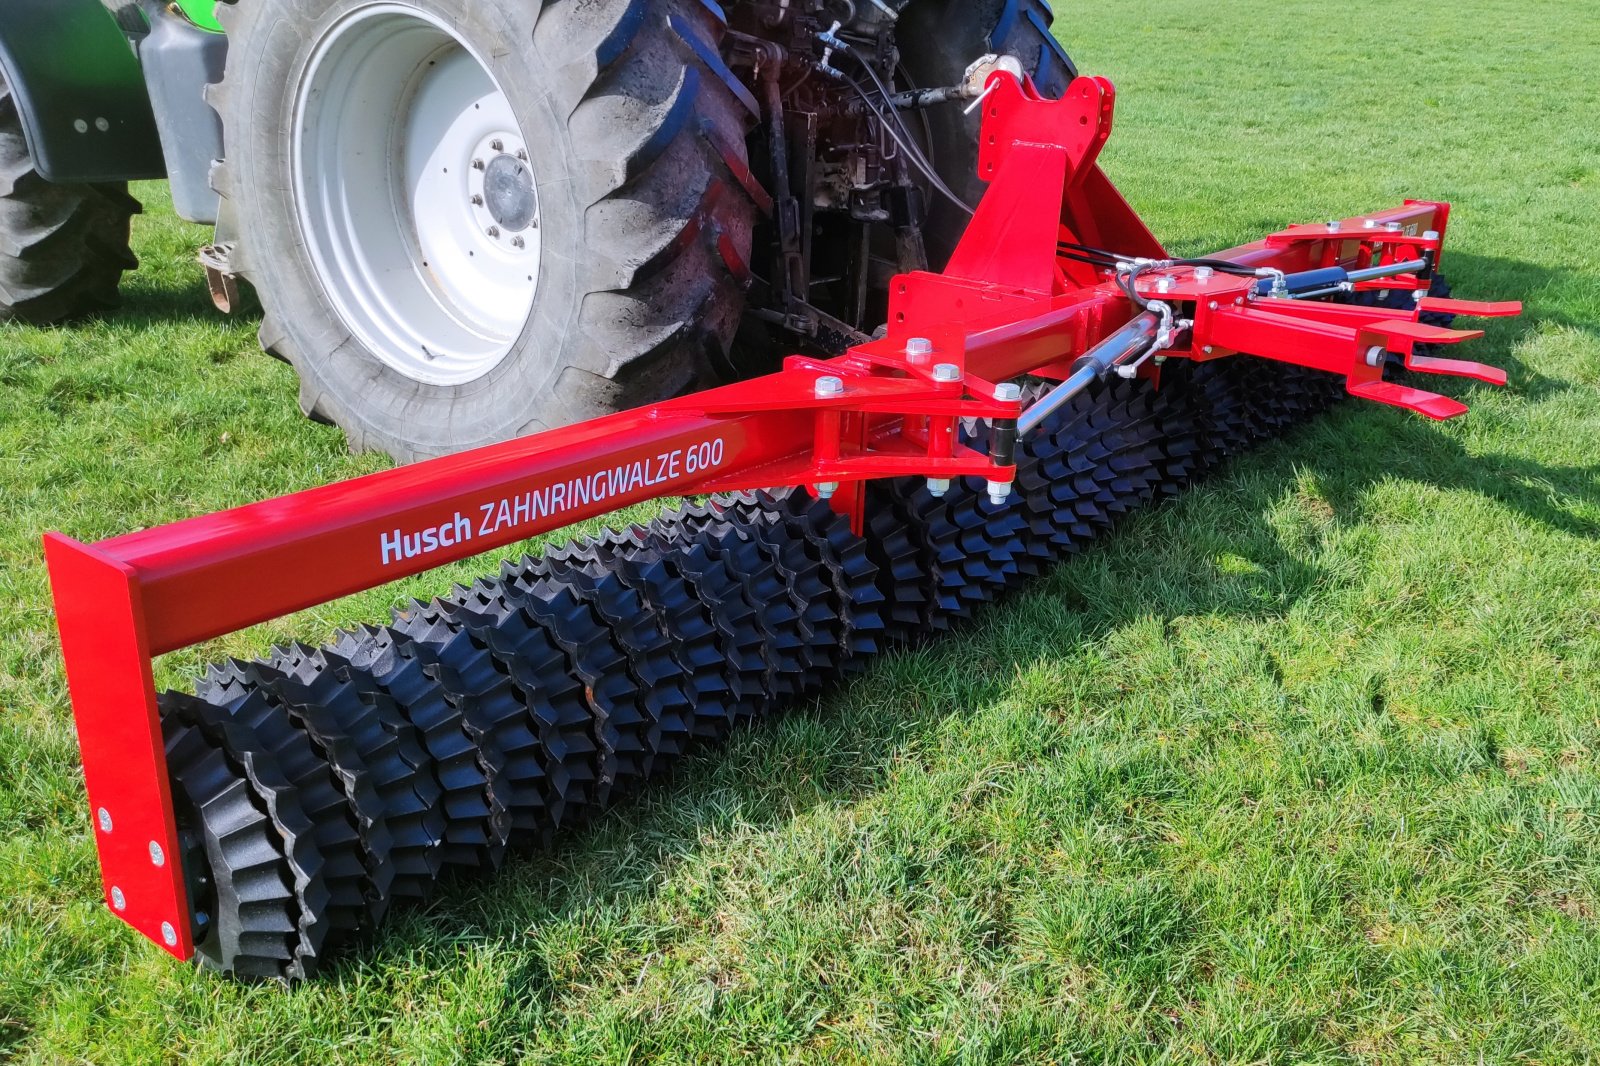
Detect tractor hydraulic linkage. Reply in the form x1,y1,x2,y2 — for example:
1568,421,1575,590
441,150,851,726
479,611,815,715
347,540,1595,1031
44,73,1520,976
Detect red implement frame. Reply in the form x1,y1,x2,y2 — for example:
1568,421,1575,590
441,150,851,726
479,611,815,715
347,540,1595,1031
45,73,1520,959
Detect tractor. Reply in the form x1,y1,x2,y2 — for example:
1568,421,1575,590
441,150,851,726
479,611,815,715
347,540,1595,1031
1,0,1071,460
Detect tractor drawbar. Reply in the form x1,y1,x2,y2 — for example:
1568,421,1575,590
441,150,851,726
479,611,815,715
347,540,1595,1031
44,72,1520,980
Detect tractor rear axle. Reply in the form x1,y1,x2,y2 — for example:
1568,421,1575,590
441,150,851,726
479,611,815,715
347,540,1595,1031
44,72,1519,976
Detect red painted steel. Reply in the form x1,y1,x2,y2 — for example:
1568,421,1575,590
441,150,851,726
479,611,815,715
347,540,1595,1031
42,535,190,957
43,71,1520,959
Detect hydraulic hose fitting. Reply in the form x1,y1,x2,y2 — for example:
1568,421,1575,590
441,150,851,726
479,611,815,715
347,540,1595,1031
1255,267,1289,299
816,21,846,78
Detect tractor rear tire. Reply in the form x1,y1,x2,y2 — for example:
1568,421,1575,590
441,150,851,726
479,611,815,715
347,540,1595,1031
899,0,1077,268
0,73,140,325
208,0,759,463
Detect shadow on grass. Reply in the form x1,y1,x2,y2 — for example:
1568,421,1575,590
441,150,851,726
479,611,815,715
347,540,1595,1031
115,279,237,325
1326,417,1600,541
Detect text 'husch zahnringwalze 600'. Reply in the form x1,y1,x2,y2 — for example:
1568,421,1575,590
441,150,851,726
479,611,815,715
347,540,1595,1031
44,71,1519,981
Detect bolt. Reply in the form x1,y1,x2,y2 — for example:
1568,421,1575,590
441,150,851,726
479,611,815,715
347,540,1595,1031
1235,297,1246,306
73,118,89,133
933,363,961,383
97,807,112,833
516,149,528,162
1155,276,1174,293
161,922,178,948
149,841,165,867
511,236,525,250
814,482,839,500
491,139,504,152
1193,266,1214,281
1385,221,1404,233
1326,219,1342,232
1365,345,1386,368
1423,229,1440,242
994,382,1022,403
926,477,951,498
1208,300,1220,311
986,479,1013,506
94,117,110,132
472,158,486,170
1413,289,1427,302
1202,345,1214,354
905,337,934,363
487,226,500,239
110,886,126,911
470,194,484,206
814,375,844,398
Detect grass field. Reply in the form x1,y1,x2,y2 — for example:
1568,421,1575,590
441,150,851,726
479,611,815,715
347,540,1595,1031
3,0,1599,1061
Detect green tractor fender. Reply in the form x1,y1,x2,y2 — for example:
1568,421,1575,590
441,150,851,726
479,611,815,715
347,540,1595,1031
0,0,166,183
172,0,223,34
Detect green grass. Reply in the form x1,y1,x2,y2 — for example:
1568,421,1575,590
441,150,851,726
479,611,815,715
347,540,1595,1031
3,0,1599,1060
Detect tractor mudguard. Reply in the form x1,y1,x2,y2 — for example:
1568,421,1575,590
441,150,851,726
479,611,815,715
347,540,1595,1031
0,0,165,183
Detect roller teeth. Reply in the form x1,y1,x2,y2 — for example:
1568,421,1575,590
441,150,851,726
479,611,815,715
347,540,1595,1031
484,580,652,808
160,352,1357,981
162,688,354,979
649,514,810,702
700,495,844,692
620,532,775,730
391,601,553,844
518,566,696,775
419,589,601,834
264,644,447,901
713,489,886,673
161,695,323,980
327,626,503,872
196,661,398,928
519,542,743,744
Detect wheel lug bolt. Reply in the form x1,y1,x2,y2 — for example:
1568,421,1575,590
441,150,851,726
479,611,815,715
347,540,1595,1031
516,149,528,161
487,226,500,239
472,158,485,170
470,194,484,206
511,236,525,249
491,139,503,152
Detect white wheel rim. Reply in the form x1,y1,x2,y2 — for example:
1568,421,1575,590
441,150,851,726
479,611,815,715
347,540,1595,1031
293,4,540,386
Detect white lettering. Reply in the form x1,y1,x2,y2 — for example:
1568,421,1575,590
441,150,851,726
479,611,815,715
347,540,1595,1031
377,437,730,565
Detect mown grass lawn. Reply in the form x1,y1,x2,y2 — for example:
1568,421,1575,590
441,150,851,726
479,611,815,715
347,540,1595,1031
3,0,1599,1061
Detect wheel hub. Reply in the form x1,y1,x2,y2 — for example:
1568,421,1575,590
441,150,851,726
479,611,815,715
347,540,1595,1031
481,152,538,234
